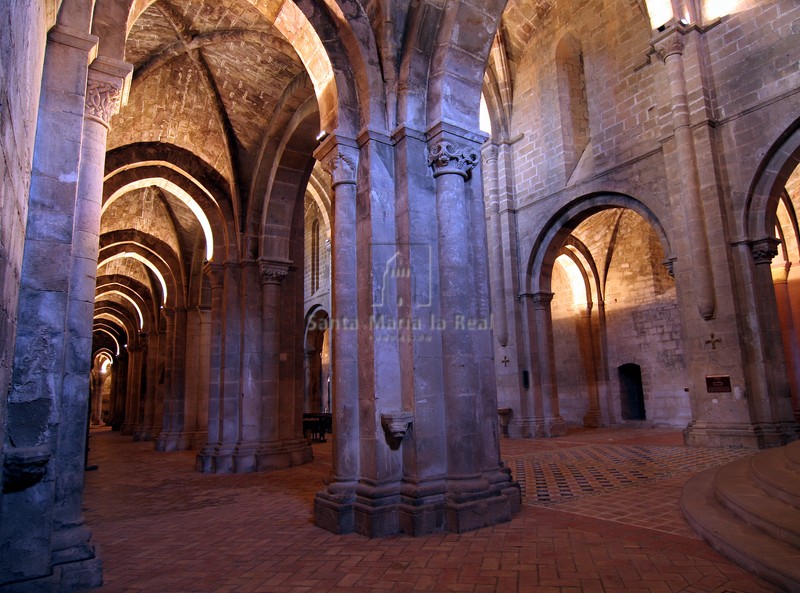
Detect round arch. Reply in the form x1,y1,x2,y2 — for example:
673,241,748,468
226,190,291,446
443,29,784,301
527,192,674,294
745,116,800,242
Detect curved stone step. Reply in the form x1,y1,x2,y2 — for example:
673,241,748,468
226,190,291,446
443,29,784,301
750,445,800,510
682,468,800,593
785,441,800,472
714,457,800,548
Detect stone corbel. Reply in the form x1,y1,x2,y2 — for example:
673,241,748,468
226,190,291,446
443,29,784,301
380,411,414,441
2,445,50,493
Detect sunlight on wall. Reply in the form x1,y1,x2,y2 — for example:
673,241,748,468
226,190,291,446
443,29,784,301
555,254,588,308
703,0,741,21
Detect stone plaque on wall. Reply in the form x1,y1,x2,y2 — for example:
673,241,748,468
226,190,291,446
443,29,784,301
705,375,732,393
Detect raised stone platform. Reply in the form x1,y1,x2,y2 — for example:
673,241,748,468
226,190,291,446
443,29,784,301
681,440,800,592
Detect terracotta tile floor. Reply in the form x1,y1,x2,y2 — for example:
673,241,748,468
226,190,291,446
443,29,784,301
82,427,778,593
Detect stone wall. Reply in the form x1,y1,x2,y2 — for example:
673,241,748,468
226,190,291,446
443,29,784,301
0,0,49,504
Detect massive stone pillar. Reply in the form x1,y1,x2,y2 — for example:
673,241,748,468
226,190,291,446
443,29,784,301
196,264,238,472
131,332,150,440
156,306,189,450
314,125,519,537
233,262,263,471
121,336,143,436
0,22,131,588
137,324,159,440
109,351,128,431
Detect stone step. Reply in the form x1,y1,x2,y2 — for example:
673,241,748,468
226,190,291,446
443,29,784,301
714,457,800,549
750,444,800,510
682,468,800,593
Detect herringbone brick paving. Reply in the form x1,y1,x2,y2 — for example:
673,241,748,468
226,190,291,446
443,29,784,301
82,427,778,593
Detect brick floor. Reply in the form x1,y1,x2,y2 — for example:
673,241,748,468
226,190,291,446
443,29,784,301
81,427,778,593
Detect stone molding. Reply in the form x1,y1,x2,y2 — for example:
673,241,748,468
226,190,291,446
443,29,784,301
751,238,780,264
427,140,479,179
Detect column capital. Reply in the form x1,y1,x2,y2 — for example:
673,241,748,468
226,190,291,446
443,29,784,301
85,57,133,129
260,260,290,285
315,134,359,188
530,291,554,309
427,139,480,179
751,237,781,265
482,143,499,165
652,28,685,61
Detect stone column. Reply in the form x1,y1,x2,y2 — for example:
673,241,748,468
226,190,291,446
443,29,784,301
172,307,203,450
482,145,508,348
231,263,261,470
428,131,519,533
109,352,128,431
314,142,361,534
1,30,131,586
90,370,104,425
196,264,227,472
132,332,150,440
749,240,795,429
156,306,189,451
122,337,144,436
653,28,715,320
138,324,158,440
531,292,567,436
254,261,288,470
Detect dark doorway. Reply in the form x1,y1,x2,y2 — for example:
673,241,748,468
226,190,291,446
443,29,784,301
618,363,646,420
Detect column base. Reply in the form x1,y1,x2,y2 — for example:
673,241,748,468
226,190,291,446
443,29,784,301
132,426,154,442
507,416,567,438
314,481,357,534
684,420,800,448
195,444,235,473
583,409,601,428
256,438,313,472
0,555,102,593
196,440,313,474
315,470,520,537
155,431,204,452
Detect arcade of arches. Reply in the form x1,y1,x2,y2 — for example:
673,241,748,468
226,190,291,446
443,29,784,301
1,0,800,590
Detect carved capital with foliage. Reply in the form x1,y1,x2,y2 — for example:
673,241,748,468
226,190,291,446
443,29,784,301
428,140,479,179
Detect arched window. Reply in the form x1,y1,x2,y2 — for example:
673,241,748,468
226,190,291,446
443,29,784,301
311,219,320,294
